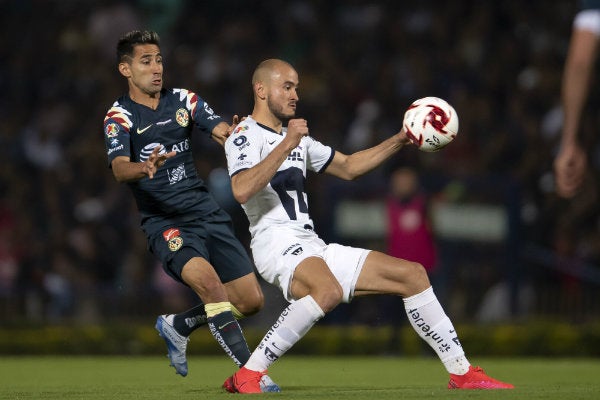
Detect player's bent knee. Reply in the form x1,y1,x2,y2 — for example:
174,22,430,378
315,282,343,313
407,261,431,290
233,292,264,316
189,276,228,302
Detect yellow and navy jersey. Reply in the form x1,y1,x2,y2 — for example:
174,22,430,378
103,88,224,235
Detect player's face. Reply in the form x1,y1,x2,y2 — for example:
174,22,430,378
266,66,299,120
126,44,163,96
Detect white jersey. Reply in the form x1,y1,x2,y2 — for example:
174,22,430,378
224,116,334,238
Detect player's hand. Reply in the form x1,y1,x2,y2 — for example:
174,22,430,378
144,145,176,179
284,118,309,149
554,142,587,198
397,127,412,146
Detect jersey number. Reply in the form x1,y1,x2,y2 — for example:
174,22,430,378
270,167,308,220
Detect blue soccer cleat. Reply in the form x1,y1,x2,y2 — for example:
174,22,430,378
155,315,190,377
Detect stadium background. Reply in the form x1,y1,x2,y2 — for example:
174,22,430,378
1,0,600,354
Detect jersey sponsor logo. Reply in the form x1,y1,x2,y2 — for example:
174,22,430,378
140,143,166,161
156,119,172,126
175,108,190,127
282,243,302,256
233,135,250,150
163,228,183,252
110,138,119,147
167,163,187,185
237,153,247,160
233,159,252,169
107,144,124,155
203,102,220,120
136,124,152,134
170,139,190,153
105,123,119,137
268,140,276,145
233,135,247,146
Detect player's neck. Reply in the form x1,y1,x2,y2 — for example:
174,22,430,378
129,88,161,110
251,110,282,133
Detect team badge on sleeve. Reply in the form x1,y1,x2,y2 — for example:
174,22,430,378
163,228,183,251
233,125,248,134
105,123,120,137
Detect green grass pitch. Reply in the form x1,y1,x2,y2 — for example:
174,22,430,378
1,356,598,399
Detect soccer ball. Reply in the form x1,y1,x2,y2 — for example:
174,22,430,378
402,97,459,152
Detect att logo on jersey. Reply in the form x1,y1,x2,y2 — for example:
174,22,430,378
287,151,304,161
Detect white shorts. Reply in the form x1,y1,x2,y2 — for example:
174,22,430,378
250,224,370,303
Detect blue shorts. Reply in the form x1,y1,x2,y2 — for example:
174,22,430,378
148,210,254,284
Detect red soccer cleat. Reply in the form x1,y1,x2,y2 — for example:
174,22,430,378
448,366,514,389
222,375,235,393
223,367,281,393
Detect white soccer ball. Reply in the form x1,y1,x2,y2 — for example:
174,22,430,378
402,97,459,152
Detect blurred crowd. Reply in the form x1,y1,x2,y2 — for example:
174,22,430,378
1,0,599,325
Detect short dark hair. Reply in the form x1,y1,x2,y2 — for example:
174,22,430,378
116,30,160,64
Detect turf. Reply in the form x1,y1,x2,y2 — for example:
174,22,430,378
0,356,598,399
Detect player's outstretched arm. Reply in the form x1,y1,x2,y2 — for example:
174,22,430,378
111,146,175,182
325,128,411,181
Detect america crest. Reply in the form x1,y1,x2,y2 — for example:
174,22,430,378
175,108,189,127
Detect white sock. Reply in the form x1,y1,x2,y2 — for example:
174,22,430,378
403,287,470,375
245,295,325,372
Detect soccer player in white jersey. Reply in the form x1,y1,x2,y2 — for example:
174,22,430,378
221,59,514,393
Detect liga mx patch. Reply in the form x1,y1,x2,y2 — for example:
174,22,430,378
163,228,183,251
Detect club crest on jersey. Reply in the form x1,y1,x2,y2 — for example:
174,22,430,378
163,228,183,251
105,123,119,137
175,108,189,127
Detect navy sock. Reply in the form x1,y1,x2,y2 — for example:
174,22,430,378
173,303,207,337
207,311,251,367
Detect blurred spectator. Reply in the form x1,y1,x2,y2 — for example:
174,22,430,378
386,166,437,274
380,164,438,353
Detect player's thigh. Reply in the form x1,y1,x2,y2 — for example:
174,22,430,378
354,251,430,297
290,256,343,311
181,256,229,303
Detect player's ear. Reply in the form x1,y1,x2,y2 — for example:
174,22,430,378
118,62,132,78
254,82,266,100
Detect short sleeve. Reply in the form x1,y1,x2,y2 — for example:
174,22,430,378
225,123,263,177
305,136,334,173
103,102,132,166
